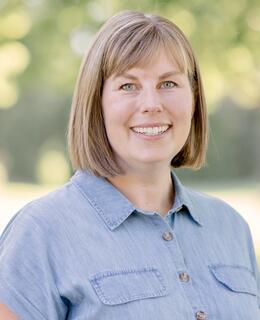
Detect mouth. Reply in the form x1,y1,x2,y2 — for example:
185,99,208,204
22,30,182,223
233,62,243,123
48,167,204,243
130,124,171,136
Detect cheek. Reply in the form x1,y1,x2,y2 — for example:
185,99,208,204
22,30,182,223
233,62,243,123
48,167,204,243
165,92,193,119
103,95,135,127
102,99,131,136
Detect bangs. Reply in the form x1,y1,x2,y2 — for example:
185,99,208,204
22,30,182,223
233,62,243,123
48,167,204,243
102,23,192,80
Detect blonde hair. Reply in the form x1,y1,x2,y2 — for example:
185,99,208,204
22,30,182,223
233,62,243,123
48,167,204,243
68,10,208,177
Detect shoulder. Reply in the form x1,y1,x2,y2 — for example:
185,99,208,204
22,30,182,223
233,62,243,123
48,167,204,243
1,180,94,242
184,185,250,231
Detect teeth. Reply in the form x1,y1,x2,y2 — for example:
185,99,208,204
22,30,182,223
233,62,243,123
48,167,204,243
132,125,170,135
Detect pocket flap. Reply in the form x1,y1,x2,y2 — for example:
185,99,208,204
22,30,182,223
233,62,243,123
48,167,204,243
89,267,168,305
209,264,258,296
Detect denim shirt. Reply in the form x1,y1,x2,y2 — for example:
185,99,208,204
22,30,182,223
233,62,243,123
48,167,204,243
0,170,259,320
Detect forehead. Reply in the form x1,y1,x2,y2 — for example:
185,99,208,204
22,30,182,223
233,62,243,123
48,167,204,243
111,48,186,80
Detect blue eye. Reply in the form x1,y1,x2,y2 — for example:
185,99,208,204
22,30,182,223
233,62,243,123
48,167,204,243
161,81,176,89
120,83,136,91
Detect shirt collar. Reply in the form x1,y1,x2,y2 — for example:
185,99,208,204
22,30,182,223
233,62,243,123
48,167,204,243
170,172,203,226
71,170,203,230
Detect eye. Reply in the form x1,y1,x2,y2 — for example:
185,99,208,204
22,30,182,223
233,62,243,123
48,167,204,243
160,80,176,89
120,83,137,91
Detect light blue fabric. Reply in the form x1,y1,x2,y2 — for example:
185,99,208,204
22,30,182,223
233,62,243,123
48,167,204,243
0,170,259,319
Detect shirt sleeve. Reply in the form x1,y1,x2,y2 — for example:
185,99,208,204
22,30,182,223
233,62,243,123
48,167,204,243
0,205,68,320
245,222,260,308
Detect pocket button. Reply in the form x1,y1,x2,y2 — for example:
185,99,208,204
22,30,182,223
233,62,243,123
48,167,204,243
195,311,206,320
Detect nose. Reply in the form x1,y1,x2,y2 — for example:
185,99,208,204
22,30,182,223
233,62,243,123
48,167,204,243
139,88,163,113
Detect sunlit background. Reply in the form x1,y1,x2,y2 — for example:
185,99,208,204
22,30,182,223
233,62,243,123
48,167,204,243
0,0,259,262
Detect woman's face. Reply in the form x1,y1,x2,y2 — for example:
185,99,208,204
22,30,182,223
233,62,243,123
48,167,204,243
101,49,194,173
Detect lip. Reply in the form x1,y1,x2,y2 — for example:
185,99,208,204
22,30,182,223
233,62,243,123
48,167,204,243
130,125,171,140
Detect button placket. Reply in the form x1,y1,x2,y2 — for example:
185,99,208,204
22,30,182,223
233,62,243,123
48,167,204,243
152,215,208,319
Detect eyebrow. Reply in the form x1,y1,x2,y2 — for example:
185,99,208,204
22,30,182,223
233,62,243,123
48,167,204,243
115,70,183,81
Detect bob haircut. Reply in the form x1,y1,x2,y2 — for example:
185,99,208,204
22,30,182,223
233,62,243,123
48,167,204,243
68,10,208,177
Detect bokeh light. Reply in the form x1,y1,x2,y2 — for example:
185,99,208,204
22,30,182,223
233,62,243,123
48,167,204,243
0,161,8,184
36,150,70,185
70,27,94,56
0,42,30,108
0,10,31,39
246,7,260,32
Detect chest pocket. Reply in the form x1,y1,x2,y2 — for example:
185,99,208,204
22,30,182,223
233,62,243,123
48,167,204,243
89,267,168,305
209,264,259,297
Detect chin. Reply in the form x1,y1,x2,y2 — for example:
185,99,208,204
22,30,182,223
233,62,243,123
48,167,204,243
133,155,173,166
134,150,175,162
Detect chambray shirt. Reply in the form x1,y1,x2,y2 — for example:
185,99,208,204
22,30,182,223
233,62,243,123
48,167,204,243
0,170,259,320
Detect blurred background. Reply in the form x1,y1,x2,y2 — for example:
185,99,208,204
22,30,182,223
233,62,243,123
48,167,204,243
0,0,259,261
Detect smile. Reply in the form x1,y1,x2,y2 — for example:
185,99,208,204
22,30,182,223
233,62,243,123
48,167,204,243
131,125,170,136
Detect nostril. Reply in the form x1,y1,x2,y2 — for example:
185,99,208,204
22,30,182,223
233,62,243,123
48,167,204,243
141,104,163,113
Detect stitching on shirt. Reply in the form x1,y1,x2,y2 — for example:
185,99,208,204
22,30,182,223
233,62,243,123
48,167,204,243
90,267,165,282
72,181,132,228
208,263,259,296
92,283,166,305
72,181,118,226
89,267,167,304
209,263,254,276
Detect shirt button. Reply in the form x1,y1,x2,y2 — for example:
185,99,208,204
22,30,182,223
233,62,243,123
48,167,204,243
162,231,173,241
195,311,206,320
179,272,190,282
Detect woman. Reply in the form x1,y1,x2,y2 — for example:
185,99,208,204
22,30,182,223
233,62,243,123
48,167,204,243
0,10,259,320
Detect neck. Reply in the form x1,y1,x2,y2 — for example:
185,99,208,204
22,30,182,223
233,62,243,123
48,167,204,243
107,168,175,217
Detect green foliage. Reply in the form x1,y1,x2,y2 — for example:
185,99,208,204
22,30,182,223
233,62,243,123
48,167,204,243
0,0,259,182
